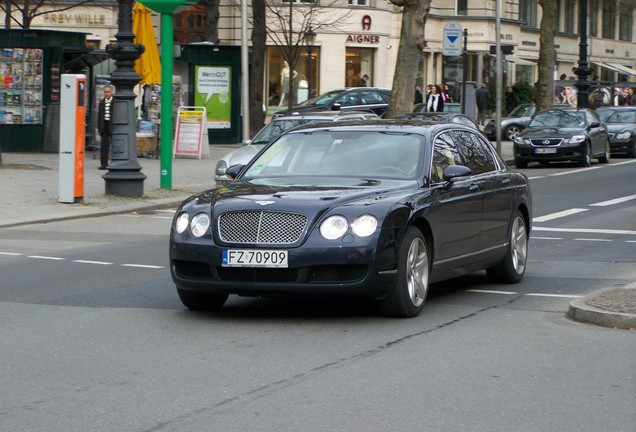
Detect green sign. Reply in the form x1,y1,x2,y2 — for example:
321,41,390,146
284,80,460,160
194,65,231,129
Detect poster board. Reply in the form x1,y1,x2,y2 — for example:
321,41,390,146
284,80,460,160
174,106,206,159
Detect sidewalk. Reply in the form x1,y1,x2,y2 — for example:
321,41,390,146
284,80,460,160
1,142,634,329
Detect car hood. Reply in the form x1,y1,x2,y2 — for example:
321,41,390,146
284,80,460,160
604,123,636,132
225,144,266,166
519,127,586,138
186,178,419,213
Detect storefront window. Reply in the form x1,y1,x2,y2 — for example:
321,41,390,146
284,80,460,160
266,46,320,111
345,48,374,88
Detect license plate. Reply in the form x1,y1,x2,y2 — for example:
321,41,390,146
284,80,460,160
535,147,557,154
222,249,288,268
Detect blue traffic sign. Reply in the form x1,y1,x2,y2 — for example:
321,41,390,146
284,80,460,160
443,22,463,57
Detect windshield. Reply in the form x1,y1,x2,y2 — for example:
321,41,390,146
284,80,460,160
597,109,636,124
243,131,423,181
529,110,586,128
509,104,535,117
297,90,344,107
251,119,321,144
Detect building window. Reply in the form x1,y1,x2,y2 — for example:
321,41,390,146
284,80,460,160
602,0,616,39
457,0,467,15
519,0,537,27
282,0,315,3
349,0,369,5
564,0,575,33
345,48,374,88
589,0,599,37
266,46,320,110
619,4,633,41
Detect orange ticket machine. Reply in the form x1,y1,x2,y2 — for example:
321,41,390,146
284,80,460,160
58,74,86,203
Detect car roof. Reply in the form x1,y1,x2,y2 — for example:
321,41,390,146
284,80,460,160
270,111,379,121
281,119,478,136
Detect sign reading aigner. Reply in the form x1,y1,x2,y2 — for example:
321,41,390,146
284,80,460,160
442,22,463,57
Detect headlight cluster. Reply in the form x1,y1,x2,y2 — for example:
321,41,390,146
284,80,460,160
215,160,228,176
568,135,586,144
616,131,632,140
174,212,210,237
319,214,378,240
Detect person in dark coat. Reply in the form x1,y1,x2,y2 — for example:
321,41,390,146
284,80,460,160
414,86,423,104
475,84,490,125
97,85,115,170
426,84,444,112
505,86,515,115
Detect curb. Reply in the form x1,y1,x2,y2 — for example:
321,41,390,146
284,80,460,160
568,286,636,331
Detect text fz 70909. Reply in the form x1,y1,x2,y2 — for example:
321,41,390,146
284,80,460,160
222,249,289,268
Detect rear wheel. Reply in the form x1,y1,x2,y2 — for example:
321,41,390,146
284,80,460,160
487,211,528,283
504,124,522,141
378,227,430,318
177,288,229,311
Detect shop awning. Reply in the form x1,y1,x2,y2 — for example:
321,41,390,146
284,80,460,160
592,61,630,75
507,57,537,66
605,62,636,77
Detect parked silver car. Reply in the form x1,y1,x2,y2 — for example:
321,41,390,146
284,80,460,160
484,103,570,141
214,111,379,186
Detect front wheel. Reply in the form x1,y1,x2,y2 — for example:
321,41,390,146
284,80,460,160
487,211,528,284
504,124,522,141
177,288,229,311
378,227,430,318
598,140,610,164
578,143,591,167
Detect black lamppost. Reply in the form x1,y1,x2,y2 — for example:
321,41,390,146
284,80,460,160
572,0,593,108
304,26,317,98
103,0,147,196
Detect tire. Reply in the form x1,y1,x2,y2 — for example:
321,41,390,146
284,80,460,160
515,159,528,169
378,227,430,318
598,140,610,164
487,211,528,284
578,143,591,167
177,288,229,311
504,124,522,141
627,142,636,158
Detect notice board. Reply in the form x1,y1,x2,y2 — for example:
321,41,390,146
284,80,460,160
174,106,206,158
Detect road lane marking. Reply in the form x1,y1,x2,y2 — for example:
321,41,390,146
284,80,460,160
550,166,602,176
590,194,636,207
27,255,65,260
573,238,612,242
525,293,581,298
466,289,518,295
120,264,165,269
72,260,113,265
533,208,588,222
530,236,563,240
0,252,22,256
533,227,636,235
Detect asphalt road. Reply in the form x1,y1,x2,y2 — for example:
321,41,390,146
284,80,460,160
1,158,635,432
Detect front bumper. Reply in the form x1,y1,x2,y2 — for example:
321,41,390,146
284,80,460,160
514,141,585,163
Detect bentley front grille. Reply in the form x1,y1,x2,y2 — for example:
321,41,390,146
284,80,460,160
218,211,307,244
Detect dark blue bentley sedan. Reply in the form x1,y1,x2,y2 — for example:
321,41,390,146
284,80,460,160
170,121,532,317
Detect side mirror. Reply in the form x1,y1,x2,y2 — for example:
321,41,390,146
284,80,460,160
589,121,600,128
332,103,342,111
242,139,252,145
226,164,245,179
442,165,472,182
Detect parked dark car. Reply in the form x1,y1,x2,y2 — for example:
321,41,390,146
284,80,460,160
513,108,610,168
395,112,479,129
595,106,636,157
215,111,379,186
170,121,532,318
484,103,570,141
273,87,391,118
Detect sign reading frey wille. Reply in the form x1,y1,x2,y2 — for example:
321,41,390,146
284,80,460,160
442,22,463,57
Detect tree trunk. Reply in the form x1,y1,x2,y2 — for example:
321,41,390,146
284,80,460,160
250,0,266,136
203,0,221,44
535,0,557,112
386,0,430,118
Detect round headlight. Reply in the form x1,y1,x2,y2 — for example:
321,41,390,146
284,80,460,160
351,215,378,237
320,215,348,240
175,212,189,234
617,131,632,140
215,160,228,176
190,213,211,237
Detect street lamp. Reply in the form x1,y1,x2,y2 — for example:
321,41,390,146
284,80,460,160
304,26,317,98
572,0,593,108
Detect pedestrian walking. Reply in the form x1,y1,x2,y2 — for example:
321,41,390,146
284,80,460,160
426,84,444,112
97,85,115,170
627,88,636,106
475,84,490,125
505,86,514,115
357,73,369,87
414,86,423,104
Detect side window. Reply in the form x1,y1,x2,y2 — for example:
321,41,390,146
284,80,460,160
431,132,463,183
360,91,384,104
337,92,359,106
453,130,497,175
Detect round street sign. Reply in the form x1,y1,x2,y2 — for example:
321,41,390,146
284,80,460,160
443,22,463,57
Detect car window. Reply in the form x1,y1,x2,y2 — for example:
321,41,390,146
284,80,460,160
431,132,464,183
335,92,360,106
452,130,497,175
530,111,585,128
359,91,386,104
598,109,636,123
